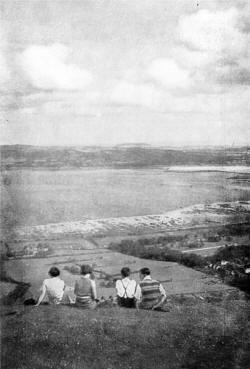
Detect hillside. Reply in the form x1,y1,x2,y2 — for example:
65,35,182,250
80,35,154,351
2,300,249,369
1,145,249,169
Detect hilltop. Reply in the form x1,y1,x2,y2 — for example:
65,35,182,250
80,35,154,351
2,299,249,369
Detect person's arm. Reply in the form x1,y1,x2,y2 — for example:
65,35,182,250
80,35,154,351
35,282,46,307
115,280,121,296
90,280,97,300
74,281,79,296
134,284,141,310
152,284,166,310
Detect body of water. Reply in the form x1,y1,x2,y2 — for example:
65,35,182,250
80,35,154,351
1,168,250,227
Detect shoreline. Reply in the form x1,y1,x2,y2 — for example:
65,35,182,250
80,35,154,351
9,200,250,241
1,165,250,173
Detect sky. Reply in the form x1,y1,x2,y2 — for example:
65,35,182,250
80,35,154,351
0,0,250,146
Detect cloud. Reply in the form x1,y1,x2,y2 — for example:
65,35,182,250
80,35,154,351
18,44,93,90
110,81,164,111
109,58,192,112
0,27,11,89
147,58,191,89
0,52,10,86
179,8,246,56
176,7,250,86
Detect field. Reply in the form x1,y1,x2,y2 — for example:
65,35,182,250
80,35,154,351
2,234,241,302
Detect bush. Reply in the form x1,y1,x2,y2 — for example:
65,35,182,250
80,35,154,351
209,245,250,264
108,240,207,269
181,253,207,268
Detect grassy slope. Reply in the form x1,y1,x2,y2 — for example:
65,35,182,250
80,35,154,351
1,301,250,369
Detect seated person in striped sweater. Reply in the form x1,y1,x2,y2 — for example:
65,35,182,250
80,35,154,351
135,267,166,310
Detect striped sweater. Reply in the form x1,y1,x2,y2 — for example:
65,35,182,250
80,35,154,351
139,279,161,309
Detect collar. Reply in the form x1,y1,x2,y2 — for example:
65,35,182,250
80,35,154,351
143,275,152,281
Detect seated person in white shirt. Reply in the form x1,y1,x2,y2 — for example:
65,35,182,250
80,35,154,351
115,267,137,308
35,266,73,306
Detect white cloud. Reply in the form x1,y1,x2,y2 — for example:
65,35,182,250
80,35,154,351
109,58,192,112
19,44,93,90
176,7,250,86
147,58,191,89
0,52,10,86
110,81,163,110
0,27,11,88
179,8,246,56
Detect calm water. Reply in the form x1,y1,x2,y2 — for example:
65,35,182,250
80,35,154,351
1,168,250,227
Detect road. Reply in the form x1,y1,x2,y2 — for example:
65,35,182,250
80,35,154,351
182,245,224,253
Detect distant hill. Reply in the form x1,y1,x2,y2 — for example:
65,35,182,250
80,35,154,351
1,145,249,169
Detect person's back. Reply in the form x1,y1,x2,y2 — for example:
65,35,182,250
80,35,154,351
74,264,97,309
35,267,65,306
116,267,137,308
135,267,166,310
43,277,65,304
139,278,161,309
75,277,93,299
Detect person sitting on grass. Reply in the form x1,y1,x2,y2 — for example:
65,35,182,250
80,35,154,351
115,267,137,308
74,264,97,309
134,267,166,311
35,266,72,306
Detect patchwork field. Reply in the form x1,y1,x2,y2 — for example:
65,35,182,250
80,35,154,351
1,235,239,303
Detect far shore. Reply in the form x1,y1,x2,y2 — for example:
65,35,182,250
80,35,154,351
1,164,250,173
165,165,250,173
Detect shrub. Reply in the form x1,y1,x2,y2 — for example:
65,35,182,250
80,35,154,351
209,245,250,264
181,253,207,268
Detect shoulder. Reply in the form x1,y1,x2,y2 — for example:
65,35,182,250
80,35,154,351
58,278,65,286
140,279,159,285
152,279,160,284
129,279,137,286
90,279,96,286
43,278,49,286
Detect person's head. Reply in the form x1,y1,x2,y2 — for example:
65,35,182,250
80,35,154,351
139,267,150,280
81,264,92,276
49,267,60,278
121,267,131,278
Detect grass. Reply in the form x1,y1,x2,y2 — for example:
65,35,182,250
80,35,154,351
1,300,250,369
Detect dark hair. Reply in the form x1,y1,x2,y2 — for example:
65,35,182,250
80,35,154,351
140,267,150,276
81,264,92,275
121,267,131,278
49,267,60,277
